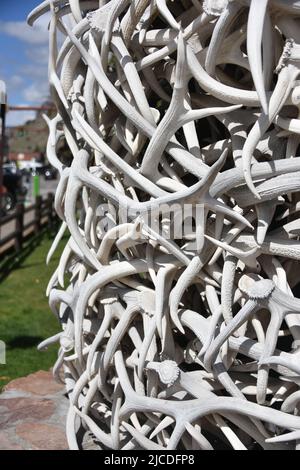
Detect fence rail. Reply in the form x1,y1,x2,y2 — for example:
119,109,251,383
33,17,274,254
0,193,56,254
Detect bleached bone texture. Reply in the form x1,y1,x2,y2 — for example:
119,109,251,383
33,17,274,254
28,0,300,450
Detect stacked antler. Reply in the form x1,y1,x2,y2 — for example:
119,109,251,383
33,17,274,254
29,0,300,449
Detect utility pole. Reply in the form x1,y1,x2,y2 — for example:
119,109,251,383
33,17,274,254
0,80,7,211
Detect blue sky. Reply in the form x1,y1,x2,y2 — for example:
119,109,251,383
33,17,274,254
0,1,50,126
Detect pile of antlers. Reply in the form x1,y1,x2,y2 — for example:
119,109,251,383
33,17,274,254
29,0,300,449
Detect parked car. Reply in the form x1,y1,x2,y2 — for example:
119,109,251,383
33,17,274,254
0,184,10,215
43,165,58,180
20,162,57,180
3,162,18,174
2,167,27,212
19,161,44,176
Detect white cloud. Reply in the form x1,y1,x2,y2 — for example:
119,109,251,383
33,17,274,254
6,108,36,127
1,12,54,109
22,64,48,79
22,82,49,103
0,13,50,45
0,13,52,107
23,46,49,102
26,45,49,65
6,75,24,95
0,21,47,45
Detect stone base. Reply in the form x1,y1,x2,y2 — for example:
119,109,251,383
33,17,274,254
0,370,68,450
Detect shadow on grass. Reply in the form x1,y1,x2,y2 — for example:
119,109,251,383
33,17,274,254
0,223,59,284
15,261,48,270
7,336,44,349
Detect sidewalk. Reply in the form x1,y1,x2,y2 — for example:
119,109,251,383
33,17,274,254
0,370,68,450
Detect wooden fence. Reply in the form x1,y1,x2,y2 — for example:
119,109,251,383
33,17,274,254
0,193,56,254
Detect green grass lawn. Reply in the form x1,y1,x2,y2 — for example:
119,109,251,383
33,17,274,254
0,231,66,389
